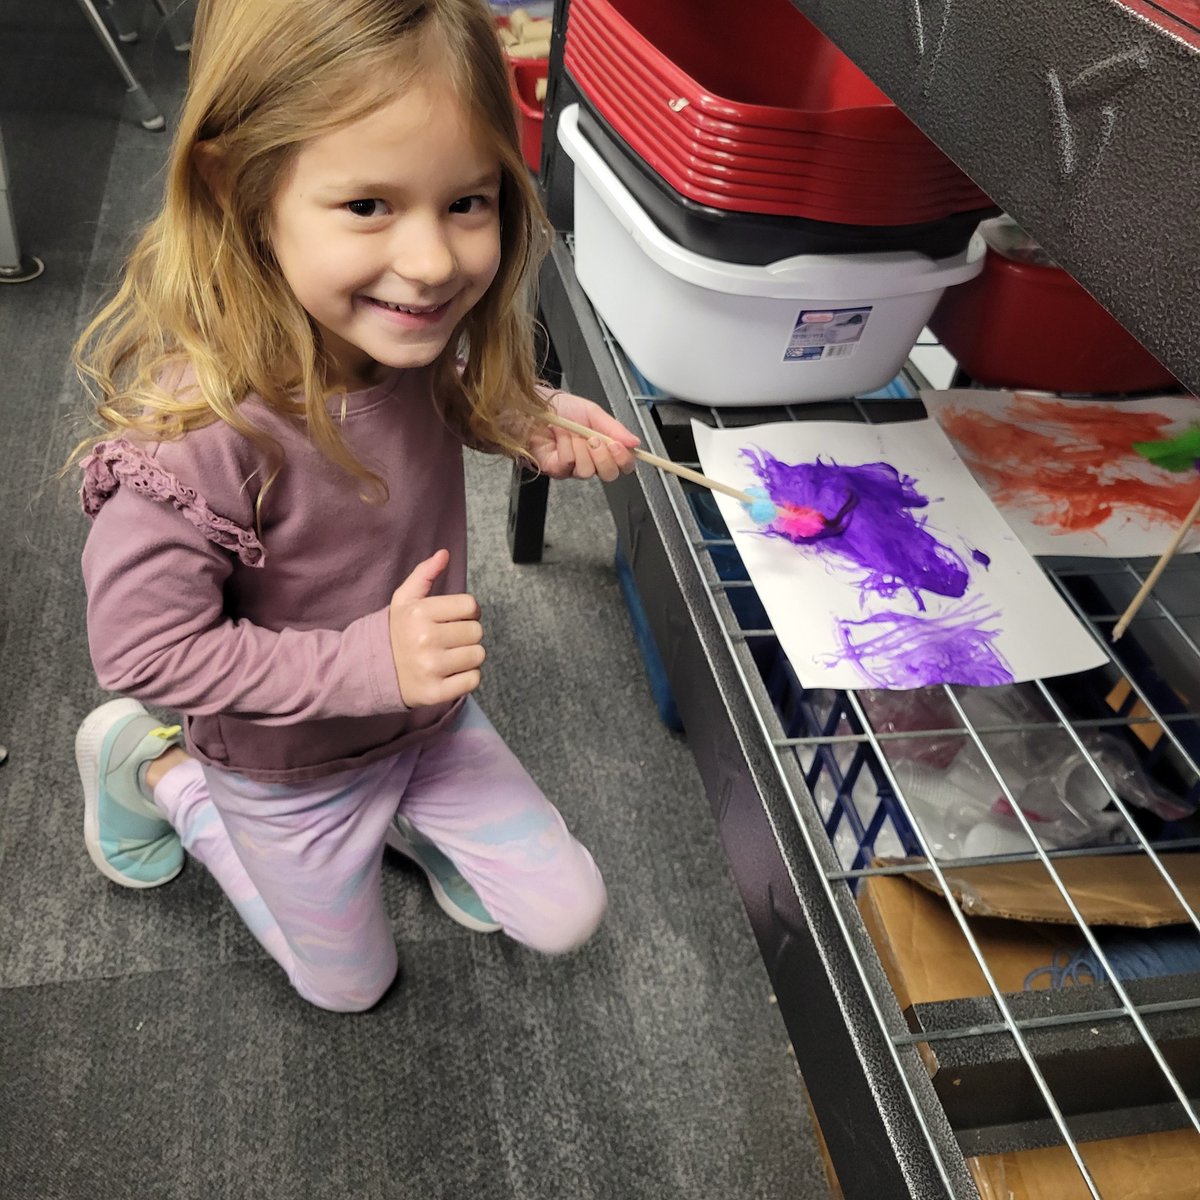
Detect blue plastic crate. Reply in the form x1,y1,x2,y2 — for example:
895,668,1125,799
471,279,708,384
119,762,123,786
688,490,923,874
613,545,684,732
764,653,924,876
685,489,1200,878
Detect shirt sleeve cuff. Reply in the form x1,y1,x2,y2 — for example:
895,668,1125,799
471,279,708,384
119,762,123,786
347,606,407,714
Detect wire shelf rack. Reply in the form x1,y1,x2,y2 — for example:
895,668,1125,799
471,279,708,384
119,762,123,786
577,268,1200,1197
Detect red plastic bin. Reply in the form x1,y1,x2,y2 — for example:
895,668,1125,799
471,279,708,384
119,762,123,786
929,231,1178,394
566,2,933,149
564,31,968,181
509,58,547,172
569,45,990,223
570,0,909,136
574,99,993,263
596,105,988,221
564,7,966,169
564,16,993,220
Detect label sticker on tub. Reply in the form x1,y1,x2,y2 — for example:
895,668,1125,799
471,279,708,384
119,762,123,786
784,307,873,361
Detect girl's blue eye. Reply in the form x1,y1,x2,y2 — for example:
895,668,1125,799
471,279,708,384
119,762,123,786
346,199,384,218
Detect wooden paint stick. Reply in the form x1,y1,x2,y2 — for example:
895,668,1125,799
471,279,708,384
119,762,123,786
1112,489,1200,641
541,410,757,504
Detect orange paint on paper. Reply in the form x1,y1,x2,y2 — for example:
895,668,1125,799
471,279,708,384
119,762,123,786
938,394,1199,535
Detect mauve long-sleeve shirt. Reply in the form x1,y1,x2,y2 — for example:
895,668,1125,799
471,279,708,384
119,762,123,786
80,366,468,783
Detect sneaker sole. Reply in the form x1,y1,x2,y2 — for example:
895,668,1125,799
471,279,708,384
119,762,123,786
76,697,182,890
386,833,501,934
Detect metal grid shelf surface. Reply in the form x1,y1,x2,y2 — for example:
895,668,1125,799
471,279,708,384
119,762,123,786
543,233,1200,1198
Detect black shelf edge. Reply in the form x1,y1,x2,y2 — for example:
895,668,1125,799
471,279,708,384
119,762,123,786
539,236,979,1200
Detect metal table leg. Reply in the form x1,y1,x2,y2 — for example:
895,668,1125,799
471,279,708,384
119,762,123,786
75,0,166,130
0,127,44,284
506,465,550,564
149,0,192,51
506,308,563,564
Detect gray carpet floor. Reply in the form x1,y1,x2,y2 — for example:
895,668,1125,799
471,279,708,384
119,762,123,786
0,4,829,1197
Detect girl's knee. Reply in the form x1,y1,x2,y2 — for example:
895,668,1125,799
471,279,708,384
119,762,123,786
524,870,608,956
293,969,397,1013
289,947,399,1013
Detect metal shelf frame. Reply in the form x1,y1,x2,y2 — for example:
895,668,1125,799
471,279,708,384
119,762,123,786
536,234,1200,1195
526,4,1200,1195
535,234,978,1200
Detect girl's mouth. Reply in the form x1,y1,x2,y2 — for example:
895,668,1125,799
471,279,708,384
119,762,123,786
362,296,452,327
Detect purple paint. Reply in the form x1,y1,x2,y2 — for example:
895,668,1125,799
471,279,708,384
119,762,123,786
743,449,969,609
972,548,991,568
833,599,1013,688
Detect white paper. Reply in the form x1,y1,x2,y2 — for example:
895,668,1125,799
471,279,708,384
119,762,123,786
922,389,1200,557
692,418,1106,691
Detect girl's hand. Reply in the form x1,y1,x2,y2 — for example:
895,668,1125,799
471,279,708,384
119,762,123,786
527,392,640,482
388,550,484,707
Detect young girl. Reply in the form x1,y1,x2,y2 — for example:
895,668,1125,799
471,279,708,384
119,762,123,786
71,0,641,1013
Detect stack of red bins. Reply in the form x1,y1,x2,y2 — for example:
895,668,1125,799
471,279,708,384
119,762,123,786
564,0,997,260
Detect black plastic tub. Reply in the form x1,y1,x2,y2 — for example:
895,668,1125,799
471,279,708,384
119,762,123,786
575,98,997,266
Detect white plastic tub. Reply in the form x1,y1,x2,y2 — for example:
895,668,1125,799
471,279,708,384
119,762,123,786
557,104,985,405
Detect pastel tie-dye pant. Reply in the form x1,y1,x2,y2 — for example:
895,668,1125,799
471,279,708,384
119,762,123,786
150,698,607,1011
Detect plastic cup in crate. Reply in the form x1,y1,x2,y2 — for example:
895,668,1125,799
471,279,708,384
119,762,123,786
495,13,551,172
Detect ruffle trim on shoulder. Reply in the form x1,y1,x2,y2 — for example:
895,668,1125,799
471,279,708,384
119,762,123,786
80,439,266,567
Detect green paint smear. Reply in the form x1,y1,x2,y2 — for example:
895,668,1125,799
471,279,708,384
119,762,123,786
1133,425,1200,474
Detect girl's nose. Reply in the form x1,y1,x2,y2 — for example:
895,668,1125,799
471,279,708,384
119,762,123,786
393,219,456,289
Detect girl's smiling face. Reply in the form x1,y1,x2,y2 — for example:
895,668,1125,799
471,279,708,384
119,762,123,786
269,76,503,389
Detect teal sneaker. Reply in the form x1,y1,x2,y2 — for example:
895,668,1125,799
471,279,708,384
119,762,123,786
386,814,501,934
75,698,184,889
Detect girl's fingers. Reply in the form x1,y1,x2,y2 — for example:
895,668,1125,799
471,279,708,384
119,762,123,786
419,594,481,623
607,440,637,477
574,406,640,449
441,643,486,675
424,667,483,705
583,436,625,483
535,410,637,480
446,668,483,699
572,434,597,479
437,619,484,649
554,426,575,475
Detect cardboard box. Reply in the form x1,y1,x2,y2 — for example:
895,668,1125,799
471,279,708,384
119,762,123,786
968,1128,1200,1200
859,853,1200,1007
857,853,1200,1195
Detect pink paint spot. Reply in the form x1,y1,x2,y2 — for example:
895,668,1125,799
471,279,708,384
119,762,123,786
770,503,827,539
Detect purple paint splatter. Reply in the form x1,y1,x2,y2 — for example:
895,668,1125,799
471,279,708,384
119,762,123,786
972,548,991,569
742,449,969,609
833,598,1013,688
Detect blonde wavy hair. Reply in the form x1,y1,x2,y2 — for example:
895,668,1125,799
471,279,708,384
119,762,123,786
70,0,553,503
